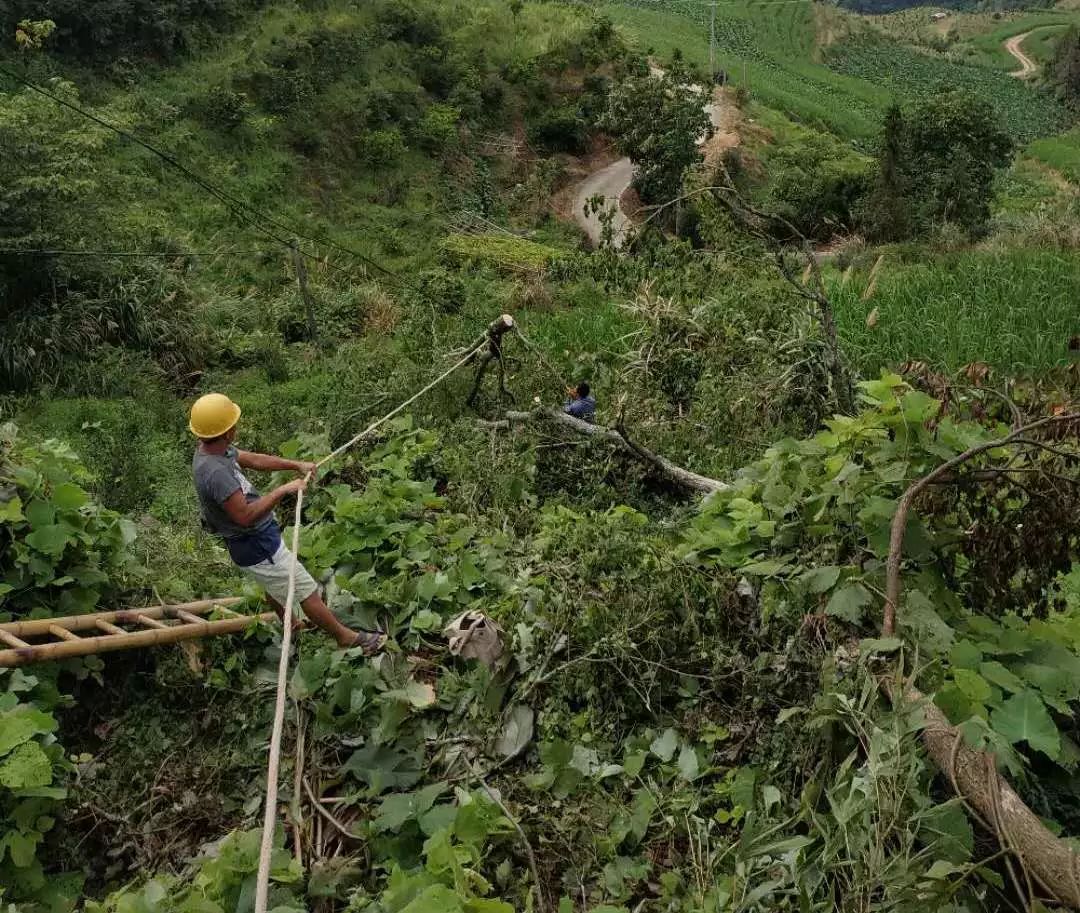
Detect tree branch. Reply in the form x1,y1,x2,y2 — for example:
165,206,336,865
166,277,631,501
880,411,1080,909
489,409,728,495
882,412,1080,637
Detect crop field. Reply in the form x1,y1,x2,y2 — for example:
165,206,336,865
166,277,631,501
829,249,1080,373
826,37,1069,139
966,15,1077,70
605,0,1069,142
603,0,890,138
868,9,1080,71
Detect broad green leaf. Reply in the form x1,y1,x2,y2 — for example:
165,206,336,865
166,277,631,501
740,558,789,577
622,750,646,778
51,483,88,511
0,706,57,757
731,766,757,809
934,684,973,724
949,640,982,670
952,669,991,705
6,830,40,868
824,583,872,623
900,589,954,655
373,793,419,833
399,884,464,913
0,741,52,789
900,390,939,423
991,690,1060,760
418,803,457,836
0,495,23,524
25,524,73,557
24,500,54,529
917,801,973,864
649,728,678,762
799,566,841,595
859,637,902,655
464,900,514,913
979,661,1024,695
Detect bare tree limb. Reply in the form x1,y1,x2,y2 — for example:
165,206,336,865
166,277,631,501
882,412,1080,637
490,408,728,494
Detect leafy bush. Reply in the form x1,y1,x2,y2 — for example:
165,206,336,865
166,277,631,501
1,0,272,62
360,127,407,168
414,103,460,154
185,84,251,132
0,423,136,617
682,375,1080,777
0,425,142,909
84,829,303,913
526,105,588,153
0,671,76,910
761,131,874,239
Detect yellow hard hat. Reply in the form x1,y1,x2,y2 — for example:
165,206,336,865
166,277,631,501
189,393,241,438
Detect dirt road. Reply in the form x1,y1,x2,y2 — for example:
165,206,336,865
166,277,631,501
572,76,736,249
573,157,635,248
1005,31,1038,79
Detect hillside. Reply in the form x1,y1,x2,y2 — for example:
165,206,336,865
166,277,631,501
4,0,1080,911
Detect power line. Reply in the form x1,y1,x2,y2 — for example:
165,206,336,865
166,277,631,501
0,64,423,294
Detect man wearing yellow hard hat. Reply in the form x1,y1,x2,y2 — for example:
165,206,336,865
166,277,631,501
189,393,385,653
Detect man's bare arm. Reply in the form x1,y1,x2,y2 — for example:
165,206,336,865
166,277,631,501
221,479,306,528
236,450,316,475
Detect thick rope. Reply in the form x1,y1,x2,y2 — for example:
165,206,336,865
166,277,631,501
253,484,305,913
252,331,492,913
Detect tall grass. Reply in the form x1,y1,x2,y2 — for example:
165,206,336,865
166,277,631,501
1028,129,1080,183
829,250,1080,373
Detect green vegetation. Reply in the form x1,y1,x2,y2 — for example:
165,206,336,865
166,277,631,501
600,66,712,202
826,35,1068,139
603,0,890,137
1028,125,1080,179
6,0,1080,910
830,249,1080,372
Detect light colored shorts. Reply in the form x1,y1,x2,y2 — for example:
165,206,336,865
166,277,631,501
240,542,319,606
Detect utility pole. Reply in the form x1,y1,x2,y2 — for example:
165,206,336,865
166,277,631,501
290,240,319,346
709,0,717,82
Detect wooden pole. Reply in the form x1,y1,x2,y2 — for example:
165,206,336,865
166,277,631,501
0,597,245,638
0,612,276,668
290,240,319,346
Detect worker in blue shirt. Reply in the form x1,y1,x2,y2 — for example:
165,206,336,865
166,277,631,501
564,381,596,423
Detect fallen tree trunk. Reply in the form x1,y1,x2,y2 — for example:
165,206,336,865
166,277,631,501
906,681,1080,907
883,412,1080,909
492,408,728,495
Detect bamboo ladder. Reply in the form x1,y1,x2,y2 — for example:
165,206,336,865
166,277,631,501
0,598,275,667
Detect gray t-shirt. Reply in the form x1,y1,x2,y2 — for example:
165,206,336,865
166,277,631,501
192,445,276,540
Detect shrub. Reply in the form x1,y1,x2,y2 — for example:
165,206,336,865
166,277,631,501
415,268,467,314
186,84,251,131
527,105,588,153
360,127,407,168
414,103,460,154
0,423,136,617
